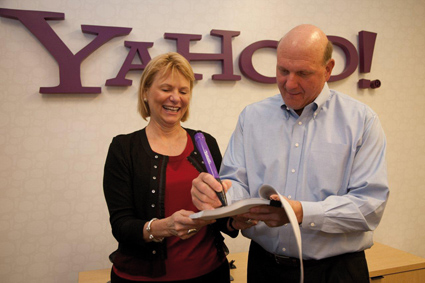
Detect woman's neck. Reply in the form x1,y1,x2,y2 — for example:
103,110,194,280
146,122,187,156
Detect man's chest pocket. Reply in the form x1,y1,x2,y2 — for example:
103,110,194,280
306,142,351,193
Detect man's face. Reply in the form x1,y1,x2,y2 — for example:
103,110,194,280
276,43,333,115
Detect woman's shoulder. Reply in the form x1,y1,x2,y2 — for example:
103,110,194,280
184,127,216,141
111,128,146,145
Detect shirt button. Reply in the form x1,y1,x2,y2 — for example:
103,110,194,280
155,155,158,159
153,176,156,180
152,190,156,194
282,248,286,252
154,165,157,169
298,121,302,125
151,204,155,208
194,151,197,155
310,222,315,227
295,143,299,147
291,169,295,173
288,195,292,199
152,250,156,254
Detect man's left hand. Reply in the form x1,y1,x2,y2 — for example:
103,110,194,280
242,196,303,227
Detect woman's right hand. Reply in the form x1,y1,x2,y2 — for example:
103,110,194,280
165,209,215,240
144,210,216,241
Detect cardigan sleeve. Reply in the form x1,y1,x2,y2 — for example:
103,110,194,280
103,136,149,248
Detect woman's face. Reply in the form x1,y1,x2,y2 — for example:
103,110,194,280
146,71,191,128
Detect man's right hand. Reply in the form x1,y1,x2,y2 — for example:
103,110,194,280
191,172,232,210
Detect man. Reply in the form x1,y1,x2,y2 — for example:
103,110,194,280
191,24,389,282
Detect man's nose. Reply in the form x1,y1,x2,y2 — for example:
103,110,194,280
285,74,298,89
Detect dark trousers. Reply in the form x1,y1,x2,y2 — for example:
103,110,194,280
248,240,369,283
110,258,230,283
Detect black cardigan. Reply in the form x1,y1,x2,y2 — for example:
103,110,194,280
103,128,238,277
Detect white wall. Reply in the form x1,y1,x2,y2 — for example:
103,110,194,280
0,0,424,282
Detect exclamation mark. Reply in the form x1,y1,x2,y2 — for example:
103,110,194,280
358,31,381,89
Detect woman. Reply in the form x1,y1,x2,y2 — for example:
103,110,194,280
103,52,238,282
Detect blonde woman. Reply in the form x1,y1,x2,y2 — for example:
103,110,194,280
103,52,237,283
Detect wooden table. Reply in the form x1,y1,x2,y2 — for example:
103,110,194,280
228,252,248,282
78,242,425,283
365,242,425,282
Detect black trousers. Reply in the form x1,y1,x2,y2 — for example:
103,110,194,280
110,258,230,283
248,240,370,283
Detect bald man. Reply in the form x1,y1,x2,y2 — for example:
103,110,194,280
192,24,389,282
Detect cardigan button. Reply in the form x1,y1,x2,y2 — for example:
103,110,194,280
152,250,156,255
151,204,155,208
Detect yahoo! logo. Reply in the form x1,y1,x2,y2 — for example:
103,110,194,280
0,8,380,94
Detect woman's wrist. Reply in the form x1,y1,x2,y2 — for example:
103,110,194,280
228,217,238,231
145,218,165,242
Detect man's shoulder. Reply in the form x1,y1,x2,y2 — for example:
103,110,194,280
245,94,282,110
329,89,376,115
240,94,282,118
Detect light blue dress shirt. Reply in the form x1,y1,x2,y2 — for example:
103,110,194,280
221,83,389,260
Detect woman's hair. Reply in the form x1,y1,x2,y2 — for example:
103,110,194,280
138,52,195,121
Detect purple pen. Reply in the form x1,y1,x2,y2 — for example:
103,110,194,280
194,132,228,207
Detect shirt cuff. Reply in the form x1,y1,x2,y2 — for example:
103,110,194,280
300,201,325,230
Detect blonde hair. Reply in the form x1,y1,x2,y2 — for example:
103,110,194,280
138,52,195,121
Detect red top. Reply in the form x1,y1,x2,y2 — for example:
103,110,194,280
114,133,222,281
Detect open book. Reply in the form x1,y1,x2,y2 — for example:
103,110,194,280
190,185,289,220
190,185,304,283
190,198,271,220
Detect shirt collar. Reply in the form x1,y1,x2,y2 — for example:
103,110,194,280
312,83,331,119
280,83,331,120
280,96,291,120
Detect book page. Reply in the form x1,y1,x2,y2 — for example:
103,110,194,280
259,185,304,283
190,198,270,220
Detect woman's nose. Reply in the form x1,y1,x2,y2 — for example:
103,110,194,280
169,90,180,102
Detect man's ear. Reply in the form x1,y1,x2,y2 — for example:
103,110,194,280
325,59,335,81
